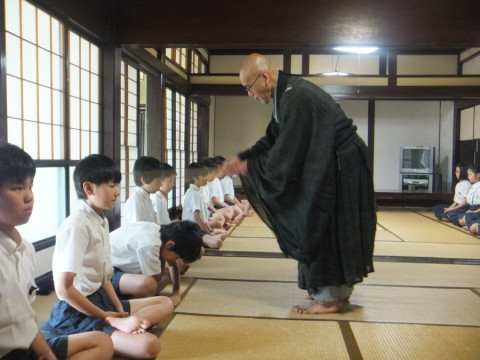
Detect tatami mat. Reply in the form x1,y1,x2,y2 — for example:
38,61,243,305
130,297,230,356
377,211,480,244
229,226,276,238
375,228,402,241
185,256,297,282
158,314,349,360
364,262,480,288
374,241,480,258
352,322,480,360
238,214,267,227
220,236,282,252
175,279,480,326
188,256,480,288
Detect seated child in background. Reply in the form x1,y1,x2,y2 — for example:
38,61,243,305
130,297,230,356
432,164,470,221
148,162,218,272
41,154,174,360
0,142,113,360
182,162,226,249
110,221,204,305
215,155,253,217
203,157,243,224
449,164,480,227
150,162,176,226
123,156,163,225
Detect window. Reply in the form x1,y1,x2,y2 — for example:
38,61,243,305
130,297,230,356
68,30,101,160
5,0,65,159
191,50,207,74
3,0,101,242
165,48,188,71
165,87,186,209
120,61,139,208
189,101,199,162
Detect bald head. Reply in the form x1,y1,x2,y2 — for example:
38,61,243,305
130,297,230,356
239,53,277,79
239,54,278,104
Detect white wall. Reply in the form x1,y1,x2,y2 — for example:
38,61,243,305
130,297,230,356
373,100,453,191
212,95,271,158
212,97,454,192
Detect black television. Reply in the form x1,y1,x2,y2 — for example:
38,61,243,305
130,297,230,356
400,146,435,174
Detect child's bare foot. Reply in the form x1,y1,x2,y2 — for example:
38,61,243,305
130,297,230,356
105,315,151,334
291,300,347,314
243,210,254,217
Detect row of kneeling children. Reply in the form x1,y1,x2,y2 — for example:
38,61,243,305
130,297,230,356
0,143,251,360
433,163,480,234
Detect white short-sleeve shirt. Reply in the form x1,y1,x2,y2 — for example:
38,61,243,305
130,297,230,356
150,191,171,225
454,180,471,204
0,232,38,357
182,184,209,223
466,181,480,205
208,178,225,202
122,186,157,226
53,200,113,298
110,222,161,276
220,176,235,197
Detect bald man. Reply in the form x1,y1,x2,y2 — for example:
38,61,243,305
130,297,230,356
223,54,376,314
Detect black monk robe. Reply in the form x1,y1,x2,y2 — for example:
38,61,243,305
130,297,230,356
238,71,376,292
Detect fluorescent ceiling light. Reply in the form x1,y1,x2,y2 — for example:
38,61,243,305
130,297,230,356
322,71,349,76
333,46,379,54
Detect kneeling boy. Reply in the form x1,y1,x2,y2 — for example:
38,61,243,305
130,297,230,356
110,220,204,305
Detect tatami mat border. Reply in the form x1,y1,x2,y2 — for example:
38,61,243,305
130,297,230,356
205,249,480,265
171,310,480,329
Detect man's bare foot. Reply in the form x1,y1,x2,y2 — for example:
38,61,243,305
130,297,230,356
291,300,346,314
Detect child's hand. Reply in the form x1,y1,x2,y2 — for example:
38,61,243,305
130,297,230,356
104,310,128,319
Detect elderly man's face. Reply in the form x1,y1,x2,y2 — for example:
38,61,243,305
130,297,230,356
241,71,271,105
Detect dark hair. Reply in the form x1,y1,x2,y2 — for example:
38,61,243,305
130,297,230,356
201,157,219,170
160,221,203,263
160,162,177,179
133,156,162,186
186,162,208,184
73,154,121,200
467,163,480,175
456,163,468,180
0,142,36,188
214,156,226,165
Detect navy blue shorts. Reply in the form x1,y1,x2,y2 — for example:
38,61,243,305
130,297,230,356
111,267,125,297
45,335,68,360
3,337,68,360
41,287,130,337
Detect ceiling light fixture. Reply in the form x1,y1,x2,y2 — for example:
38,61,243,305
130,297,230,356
322,71,349,76
333,46,379,54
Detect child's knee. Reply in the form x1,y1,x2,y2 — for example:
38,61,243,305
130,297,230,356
469,223,479,234
144,276,159,296
138,333,161,359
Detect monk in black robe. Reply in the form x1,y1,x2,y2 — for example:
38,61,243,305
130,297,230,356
223,54,376,314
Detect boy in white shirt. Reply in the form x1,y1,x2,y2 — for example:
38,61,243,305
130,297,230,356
203,158,240,224
122,156,162,225
110,221,204,305
215,156,253,217
182,162,227,248
150,163,176,226
0,142,113,360
41,154,174,359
